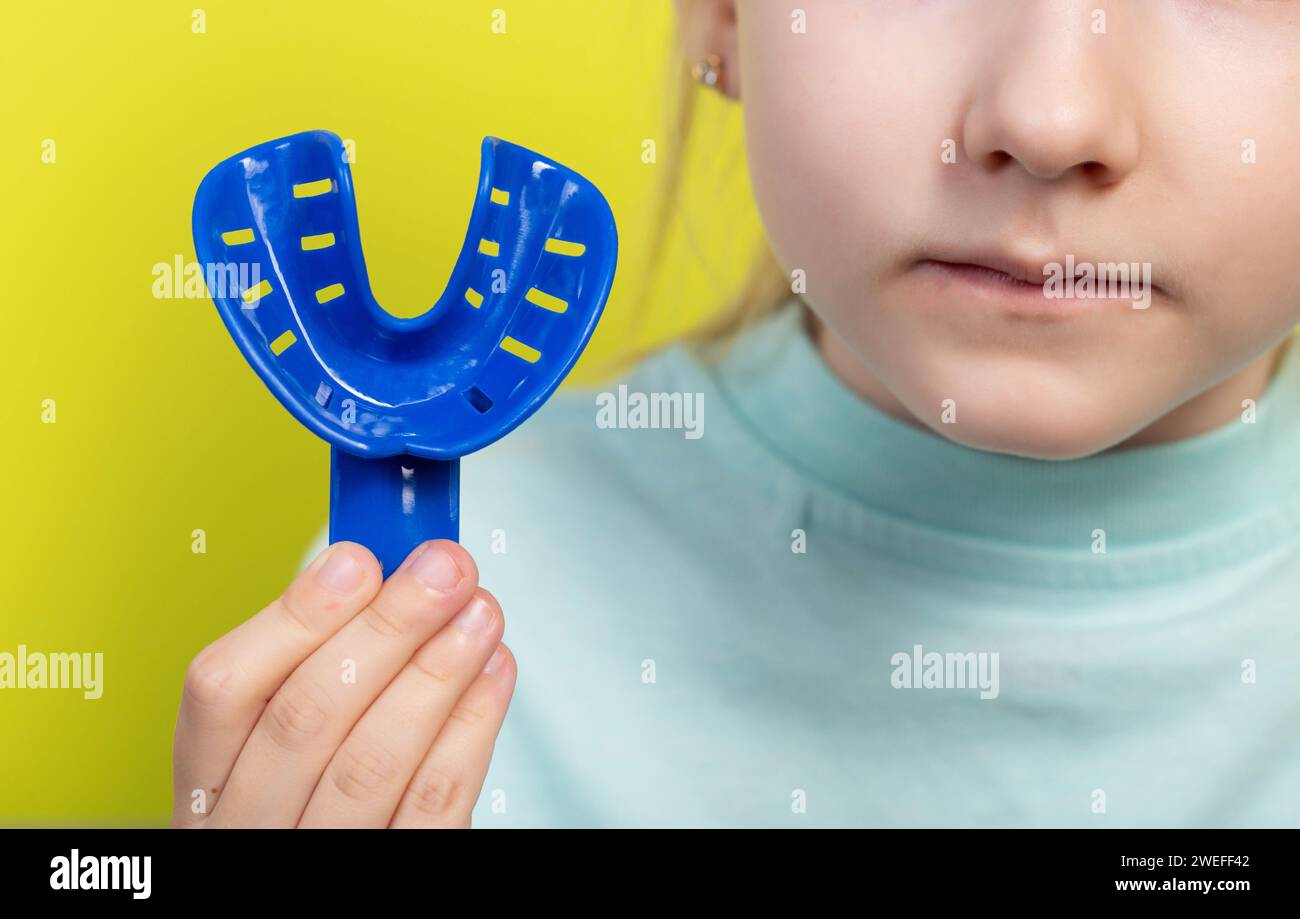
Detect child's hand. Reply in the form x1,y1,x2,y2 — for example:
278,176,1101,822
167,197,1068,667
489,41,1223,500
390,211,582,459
171,539,515,828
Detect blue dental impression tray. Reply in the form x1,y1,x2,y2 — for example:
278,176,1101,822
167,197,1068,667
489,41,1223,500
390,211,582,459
192,131,617,574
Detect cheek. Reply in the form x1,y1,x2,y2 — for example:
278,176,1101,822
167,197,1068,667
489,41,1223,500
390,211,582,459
1198,163,1300,347
1148,34,1300,343
737,7,957,318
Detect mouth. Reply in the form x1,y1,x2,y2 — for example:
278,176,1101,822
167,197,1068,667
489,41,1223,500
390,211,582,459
912,247,1164,317
920,259,1047,291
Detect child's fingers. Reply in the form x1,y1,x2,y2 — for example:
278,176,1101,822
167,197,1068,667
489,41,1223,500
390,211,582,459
172,541,383,826
297,589,506,828
208,539,479,828
389,643,517,829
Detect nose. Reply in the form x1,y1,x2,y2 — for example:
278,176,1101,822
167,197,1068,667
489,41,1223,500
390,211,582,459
960,1,1141,185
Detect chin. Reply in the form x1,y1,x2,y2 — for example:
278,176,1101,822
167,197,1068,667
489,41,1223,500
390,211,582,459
937,423,1123,462
901,380,1140,462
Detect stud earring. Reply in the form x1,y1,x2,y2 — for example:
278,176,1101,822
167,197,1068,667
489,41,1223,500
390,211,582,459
692,53,724,89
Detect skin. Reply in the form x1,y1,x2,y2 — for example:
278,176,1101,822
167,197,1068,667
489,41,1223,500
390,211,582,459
172,539,515,828
678,0,1300,459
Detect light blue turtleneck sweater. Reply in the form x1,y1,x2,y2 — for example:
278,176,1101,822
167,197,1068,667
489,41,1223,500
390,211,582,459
320,301,1300,827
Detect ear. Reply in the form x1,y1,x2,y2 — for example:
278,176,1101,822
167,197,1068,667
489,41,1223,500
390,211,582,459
674,0,740,100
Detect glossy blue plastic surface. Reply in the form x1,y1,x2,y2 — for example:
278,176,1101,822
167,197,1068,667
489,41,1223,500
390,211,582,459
192,130,617,573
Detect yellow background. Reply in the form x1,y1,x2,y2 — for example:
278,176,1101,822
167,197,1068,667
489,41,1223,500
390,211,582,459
0,0,764,824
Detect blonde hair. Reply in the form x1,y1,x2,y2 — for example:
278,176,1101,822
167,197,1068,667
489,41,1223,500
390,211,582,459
606,32,790,376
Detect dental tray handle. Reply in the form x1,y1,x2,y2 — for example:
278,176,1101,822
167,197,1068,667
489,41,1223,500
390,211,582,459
329,449,459,574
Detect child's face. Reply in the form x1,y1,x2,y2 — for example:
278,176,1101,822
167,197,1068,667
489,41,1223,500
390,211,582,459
686,0,1300,458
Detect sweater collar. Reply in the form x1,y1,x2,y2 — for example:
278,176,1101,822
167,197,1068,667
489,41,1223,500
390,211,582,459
705,300,1300,586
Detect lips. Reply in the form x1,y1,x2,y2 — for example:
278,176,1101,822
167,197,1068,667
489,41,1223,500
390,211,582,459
906,243,1165,320
920,260,1047,292
915,247,1164,297
921,253,1054,286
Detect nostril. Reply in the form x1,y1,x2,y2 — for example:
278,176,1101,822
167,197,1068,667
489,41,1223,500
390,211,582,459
1079,160,1110,182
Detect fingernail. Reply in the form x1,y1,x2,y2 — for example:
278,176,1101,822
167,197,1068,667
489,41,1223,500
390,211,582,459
451,597,495,635
318,550,364,594
483,645,507,675
412,543,464,592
